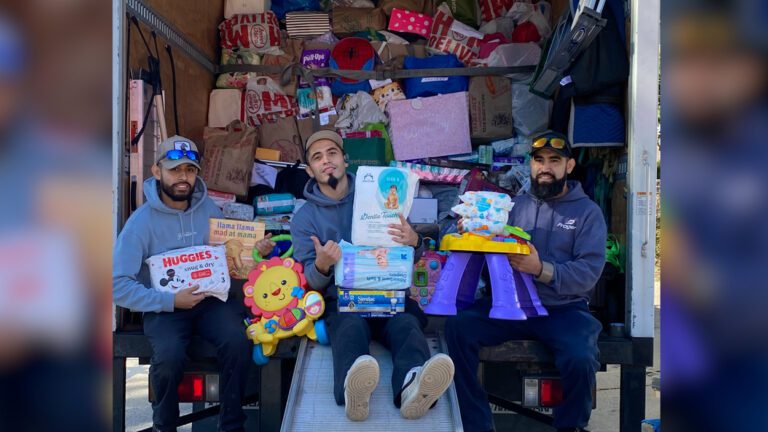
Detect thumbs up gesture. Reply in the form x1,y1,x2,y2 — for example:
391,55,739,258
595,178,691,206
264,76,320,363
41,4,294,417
311,236,341,275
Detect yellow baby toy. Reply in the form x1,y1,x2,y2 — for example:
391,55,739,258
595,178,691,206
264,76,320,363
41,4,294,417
243,257,328,364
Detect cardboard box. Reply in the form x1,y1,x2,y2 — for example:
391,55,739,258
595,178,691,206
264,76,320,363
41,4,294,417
337,288,406,317
255,147,281,161
208,219,266,280
468,76,513,141
408,198,438,224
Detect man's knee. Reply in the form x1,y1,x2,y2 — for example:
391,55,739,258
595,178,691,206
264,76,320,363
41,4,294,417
151,346,187,380
217,329,250,360
389,312,421,332
557,352,600,376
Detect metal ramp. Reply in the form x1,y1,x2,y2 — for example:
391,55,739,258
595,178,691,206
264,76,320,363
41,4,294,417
281,335,464,431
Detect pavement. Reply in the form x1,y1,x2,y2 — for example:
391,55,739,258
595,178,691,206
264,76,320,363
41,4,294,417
124,284,661,431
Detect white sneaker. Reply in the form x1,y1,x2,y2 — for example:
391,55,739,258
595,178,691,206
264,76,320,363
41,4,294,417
344,355,380,421
400,353,455,419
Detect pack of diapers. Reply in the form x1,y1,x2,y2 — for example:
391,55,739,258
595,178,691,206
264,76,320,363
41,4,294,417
146,245,231,302
335,241,414,290
452,191,514,235
351,166,420,247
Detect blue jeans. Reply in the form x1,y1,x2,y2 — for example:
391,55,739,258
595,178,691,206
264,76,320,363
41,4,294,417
144,297,251,432
445,297,601,431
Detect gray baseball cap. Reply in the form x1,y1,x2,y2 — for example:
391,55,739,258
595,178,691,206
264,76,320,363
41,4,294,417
155,135,202,170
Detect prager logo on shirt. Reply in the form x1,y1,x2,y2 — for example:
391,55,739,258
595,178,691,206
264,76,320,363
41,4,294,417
556,219,577,230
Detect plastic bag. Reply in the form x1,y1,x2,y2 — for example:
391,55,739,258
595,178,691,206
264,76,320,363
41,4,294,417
511,78,552,138
245,76,299,125
334,91,387,131
271,0,321,20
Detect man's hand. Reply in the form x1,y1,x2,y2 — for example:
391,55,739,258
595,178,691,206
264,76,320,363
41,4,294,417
508,243,543,276
311,236,341,275
388,214,419,247
174,285,204,310
255,233,276,258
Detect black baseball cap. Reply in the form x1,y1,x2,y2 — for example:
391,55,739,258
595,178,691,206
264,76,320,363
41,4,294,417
530,130,572,158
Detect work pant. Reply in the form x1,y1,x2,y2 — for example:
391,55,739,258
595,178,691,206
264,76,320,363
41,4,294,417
144,297,251,432
445,297,602,431
325,297,430,407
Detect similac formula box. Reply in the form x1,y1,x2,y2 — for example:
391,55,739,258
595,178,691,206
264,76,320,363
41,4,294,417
337,288,406,317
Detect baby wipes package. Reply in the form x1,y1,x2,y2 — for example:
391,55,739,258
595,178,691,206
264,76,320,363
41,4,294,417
335,241,414,290
351,166,420,247
146,245,231,302
452,191,513,235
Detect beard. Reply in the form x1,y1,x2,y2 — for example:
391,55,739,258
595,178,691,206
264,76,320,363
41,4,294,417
529,173,567,200
327,173,340,190
160,178,194,202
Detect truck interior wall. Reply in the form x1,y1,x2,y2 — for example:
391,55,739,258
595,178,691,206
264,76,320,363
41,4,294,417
127,0,224,148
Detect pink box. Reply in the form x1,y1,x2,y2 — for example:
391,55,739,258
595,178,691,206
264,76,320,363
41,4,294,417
388,8,433,37
387,92,471,161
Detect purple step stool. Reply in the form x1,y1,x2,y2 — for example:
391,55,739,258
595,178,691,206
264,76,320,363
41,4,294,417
424,251,548,320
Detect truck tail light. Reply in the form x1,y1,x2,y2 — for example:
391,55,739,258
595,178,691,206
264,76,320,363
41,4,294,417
522,377,563,408
539,378,563,407
149,372,220,403
177,374,205,402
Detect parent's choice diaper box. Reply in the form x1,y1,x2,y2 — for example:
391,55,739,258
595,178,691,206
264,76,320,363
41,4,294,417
337,288,406,317
146,245,231,302
351,166,420,247
335,241,414,290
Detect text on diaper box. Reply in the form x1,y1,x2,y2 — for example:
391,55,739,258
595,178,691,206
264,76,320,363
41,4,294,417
162,250,213,268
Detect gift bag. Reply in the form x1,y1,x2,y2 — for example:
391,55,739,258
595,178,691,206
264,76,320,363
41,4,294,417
386,92,471,160
202,120,259,199
427,3,484,64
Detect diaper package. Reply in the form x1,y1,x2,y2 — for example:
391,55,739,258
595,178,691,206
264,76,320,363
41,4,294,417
335,241,414,290
351,166,420,247
146,245,231,302
452,191,513,235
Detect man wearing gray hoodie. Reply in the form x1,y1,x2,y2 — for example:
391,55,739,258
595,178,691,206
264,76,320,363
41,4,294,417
113,136,250,432
290,130,455,422
446,131,607,432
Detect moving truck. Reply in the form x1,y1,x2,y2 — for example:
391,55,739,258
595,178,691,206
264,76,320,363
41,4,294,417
112,0,659,430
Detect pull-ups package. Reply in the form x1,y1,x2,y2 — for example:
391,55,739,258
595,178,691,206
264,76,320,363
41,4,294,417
351,166,420,247
146,245,231,302
335,241,414,290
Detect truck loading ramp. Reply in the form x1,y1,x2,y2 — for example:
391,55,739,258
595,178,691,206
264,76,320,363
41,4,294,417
280,335,464,431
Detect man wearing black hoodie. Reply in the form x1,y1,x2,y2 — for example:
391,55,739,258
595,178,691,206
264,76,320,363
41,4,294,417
289,130,455,422
445,131,607,432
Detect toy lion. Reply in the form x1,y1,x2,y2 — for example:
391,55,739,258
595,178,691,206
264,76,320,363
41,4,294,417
243,257,328,364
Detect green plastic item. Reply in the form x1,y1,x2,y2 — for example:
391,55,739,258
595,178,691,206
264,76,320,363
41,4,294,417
605,234,624,273
504,225,532,241
361,122,393,163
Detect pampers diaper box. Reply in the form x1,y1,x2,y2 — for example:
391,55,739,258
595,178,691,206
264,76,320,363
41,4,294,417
337,288,406,317
351,166,420,247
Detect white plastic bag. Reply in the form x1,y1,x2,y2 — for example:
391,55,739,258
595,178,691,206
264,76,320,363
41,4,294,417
512,78,552,138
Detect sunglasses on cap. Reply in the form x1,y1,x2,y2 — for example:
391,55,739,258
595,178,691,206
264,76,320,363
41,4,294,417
532,136,567,149
163,149,200,162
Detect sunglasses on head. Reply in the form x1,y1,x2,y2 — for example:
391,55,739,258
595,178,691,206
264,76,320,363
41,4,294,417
532,136,567,149
164,149,200,162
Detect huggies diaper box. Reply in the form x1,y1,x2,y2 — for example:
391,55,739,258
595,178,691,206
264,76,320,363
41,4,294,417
146,245,231,302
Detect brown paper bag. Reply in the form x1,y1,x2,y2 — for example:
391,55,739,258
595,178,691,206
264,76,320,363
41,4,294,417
202,120,259,199
258,116,305,163
296,114,339,148
332,7,387,34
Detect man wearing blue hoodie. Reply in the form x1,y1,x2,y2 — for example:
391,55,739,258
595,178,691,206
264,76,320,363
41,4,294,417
445,131,606,432
289,130,455,422
113,136,250,432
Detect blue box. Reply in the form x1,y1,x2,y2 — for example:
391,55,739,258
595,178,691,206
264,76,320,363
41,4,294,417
337,288,406,317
